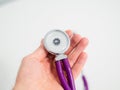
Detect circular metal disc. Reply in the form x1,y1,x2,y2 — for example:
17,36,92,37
43,30,70,54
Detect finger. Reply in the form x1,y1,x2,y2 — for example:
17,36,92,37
68,38,89,67
32,40,48,60
65,34,82,55
65,30,73,38
72,52,87,79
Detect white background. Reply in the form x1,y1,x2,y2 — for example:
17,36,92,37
0,0,120,90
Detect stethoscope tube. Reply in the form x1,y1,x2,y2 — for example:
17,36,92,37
55,58,89,90
82,74,89,90
55,58,76,90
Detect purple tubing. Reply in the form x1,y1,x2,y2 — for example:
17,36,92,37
55,58,89,90
55,60,71,90
55,58,76,90
82,75,89,90
62,59,76,90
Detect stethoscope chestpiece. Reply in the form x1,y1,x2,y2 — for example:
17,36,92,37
43,30,70,55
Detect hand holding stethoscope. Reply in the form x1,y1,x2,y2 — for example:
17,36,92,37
13,30,89,90
43,30,89,90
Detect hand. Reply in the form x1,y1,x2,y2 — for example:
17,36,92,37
13,30,89,90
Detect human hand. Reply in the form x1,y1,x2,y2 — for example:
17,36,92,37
13,30,89,90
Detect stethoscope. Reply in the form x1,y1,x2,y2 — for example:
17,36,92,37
43,30,88,90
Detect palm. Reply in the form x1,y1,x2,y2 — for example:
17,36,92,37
14,30,88,90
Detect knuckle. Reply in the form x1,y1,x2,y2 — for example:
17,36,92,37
22,55,31,63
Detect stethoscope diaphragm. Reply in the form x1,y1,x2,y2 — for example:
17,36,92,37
43,30,70,55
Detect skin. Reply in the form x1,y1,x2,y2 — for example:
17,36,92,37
13,30,89,90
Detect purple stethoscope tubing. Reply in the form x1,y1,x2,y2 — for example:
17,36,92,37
55,58,76,90
55,58,89,90
82,74,89,90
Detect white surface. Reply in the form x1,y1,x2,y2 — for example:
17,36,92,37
0,0,120,90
